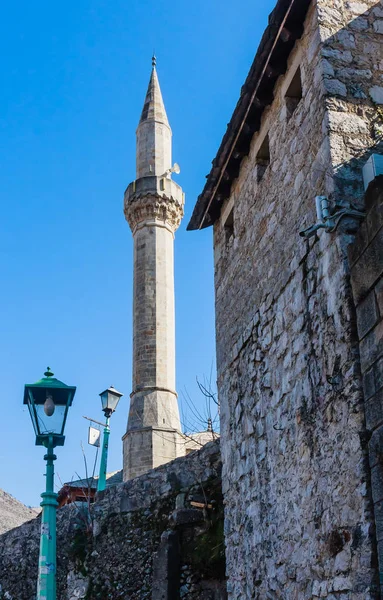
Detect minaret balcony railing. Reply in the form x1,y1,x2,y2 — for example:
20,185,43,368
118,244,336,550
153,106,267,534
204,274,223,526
124,175,184,207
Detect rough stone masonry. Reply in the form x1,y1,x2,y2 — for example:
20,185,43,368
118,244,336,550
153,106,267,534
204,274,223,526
349,176,383,595
0,441,225,600
188,0,383,597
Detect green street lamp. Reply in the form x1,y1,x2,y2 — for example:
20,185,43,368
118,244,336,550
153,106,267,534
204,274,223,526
97,386,123,492
23,368,76,600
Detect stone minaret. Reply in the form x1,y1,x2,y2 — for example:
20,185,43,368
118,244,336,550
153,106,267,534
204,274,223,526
122,57,185,481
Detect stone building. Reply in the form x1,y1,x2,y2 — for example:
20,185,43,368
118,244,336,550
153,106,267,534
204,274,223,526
123,58,186,481
188,0,383,598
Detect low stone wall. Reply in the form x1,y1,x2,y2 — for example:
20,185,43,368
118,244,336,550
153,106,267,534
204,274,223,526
348,176,383,594
0,440,225,600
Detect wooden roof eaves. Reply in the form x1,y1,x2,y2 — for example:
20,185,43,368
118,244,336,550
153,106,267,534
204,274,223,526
187,0,311,231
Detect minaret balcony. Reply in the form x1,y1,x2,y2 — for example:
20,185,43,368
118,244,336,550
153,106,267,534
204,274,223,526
124,175,184,234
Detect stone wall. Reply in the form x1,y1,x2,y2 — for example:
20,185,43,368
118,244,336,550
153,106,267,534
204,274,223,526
349,176,383,590
212,1,383,598
319,0,383,203
0,441,225,600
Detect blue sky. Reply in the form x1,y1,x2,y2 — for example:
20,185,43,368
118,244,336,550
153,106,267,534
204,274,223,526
0,0,275,506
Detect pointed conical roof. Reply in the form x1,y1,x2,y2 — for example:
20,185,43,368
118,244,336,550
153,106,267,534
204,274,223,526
139,61,169,127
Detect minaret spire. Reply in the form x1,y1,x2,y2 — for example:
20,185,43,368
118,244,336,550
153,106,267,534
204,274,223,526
123,61,185,481
136,57,172,179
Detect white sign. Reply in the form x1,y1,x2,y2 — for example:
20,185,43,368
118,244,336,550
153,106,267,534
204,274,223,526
88,426,101,447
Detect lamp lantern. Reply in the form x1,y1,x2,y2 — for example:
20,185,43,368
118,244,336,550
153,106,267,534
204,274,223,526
23,367,76,447
97,385,123,493
99,385,123,418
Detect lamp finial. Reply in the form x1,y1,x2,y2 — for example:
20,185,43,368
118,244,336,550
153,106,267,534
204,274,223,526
44,367,54,378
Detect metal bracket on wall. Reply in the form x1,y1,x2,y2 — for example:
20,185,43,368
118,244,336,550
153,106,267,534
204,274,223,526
299,196,366,239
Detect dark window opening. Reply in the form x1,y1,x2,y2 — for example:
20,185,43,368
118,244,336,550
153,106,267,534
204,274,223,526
256,135,270,182
285,67,302,119
224,207,234,244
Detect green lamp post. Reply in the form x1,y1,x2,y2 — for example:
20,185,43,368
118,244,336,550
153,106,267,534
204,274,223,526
24,368,76,600
97,386,123,492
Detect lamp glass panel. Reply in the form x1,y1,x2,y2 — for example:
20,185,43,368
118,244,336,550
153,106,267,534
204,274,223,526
27,396,39,437
34,403,67,436
100,391,109,411
107,391,120,412
100,390,121,413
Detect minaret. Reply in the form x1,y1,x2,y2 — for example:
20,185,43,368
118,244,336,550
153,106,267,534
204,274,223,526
122,57,185,481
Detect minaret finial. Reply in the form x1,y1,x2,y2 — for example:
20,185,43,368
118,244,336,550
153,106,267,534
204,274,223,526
152,54,156,68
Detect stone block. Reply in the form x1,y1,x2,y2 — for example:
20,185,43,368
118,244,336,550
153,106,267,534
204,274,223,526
334,548,351,574
322,47,353,63
325,79,348,97
366,357,383,399
348,221,369,267
376,278,383,317
369,427,383,468
365,183,383,215
175,493,186,509
374,500,383,542
365,202,383,244
373,21,383,35
331,576,352,592
375,357,383,393
351,228,383,303
346,2,369,16
369,86,383,104
152,530,180,600
356,289,379,339
363,367,376,400
377,540,383,581
120,495,139,513
328,110,369,134
171,508,204,526
371,463,383,504
365,389,383,431
360,320,383,373
349,17,369,30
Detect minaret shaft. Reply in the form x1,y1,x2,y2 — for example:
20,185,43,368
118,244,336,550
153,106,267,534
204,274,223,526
122,63,185,481
132,224,176,396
